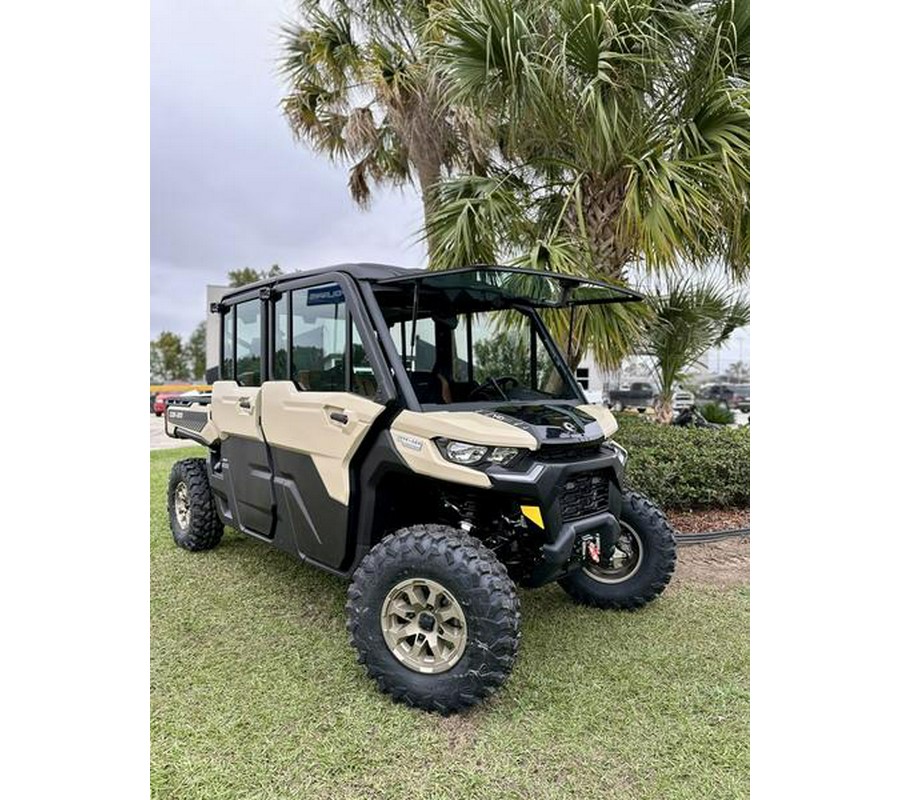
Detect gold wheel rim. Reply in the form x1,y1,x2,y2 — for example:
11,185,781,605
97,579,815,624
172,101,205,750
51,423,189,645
174,481,190,529
380,578,467,674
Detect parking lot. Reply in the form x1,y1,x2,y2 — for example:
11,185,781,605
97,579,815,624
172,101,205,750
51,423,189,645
150,413,202,450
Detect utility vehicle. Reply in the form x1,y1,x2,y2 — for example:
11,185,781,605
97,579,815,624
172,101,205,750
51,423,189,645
165,264,677,713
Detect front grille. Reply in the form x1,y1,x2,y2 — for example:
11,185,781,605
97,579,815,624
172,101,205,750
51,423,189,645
538,439,604,462
558,472,610,521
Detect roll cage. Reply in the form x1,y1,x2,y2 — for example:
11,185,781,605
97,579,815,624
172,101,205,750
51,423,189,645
211,264,642,413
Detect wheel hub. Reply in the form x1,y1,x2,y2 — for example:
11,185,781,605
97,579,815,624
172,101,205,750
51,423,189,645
418,612,436,632
174,481,190,529
380,578,467,674
581,521,643,584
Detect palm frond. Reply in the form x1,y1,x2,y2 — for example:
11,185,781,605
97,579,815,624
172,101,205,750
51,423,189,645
424,175,525,269
642,276,749,403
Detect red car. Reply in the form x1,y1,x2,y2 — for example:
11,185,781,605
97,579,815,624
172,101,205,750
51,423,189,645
153,392,183,416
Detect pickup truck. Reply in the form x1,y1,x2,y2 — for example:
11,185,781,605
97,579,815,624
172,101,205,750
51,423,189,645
607,382,657,412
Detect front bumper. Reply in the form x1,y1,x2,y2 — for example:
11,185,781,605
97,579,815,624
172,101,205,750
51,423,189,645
485,449,624,587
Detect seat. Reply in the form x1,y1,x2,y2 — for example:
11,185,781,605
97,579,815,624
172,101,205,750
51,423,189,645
407,371,444,404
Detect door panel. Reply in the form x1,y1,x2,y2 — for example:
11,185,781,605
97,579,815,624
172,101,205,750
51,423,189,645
211,381,275,537
260,381,386,504
212,381,262,440
260,381,385,567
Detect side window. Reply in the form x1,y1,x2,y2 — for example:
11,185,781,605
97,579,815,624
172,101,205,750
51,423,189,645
235,301,262,386
351,324,377,398
288,283,379,397
291,285,347,392
389,318,436,372
273,292,288,380
221,306,234,380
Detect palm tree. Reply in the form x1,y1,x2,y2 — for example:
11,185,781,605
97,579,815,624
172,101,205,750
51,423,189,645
424,0,749,364
643,278,749,423
726,360,750,382
279,1,491,257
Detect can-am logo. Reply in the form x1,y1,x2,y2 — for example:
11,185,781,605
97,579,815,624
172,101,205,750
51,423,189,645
168,409,184,420
396,434,423,452
562,421,579,433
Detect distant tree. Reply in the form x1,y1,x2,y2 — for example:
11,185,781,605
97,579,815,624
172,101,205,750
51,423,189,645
186,322,206,381
644,279,749,424
150,342,165,383
474,329,552,389
726,361,750,383
228,264,282,287
150,331,189,382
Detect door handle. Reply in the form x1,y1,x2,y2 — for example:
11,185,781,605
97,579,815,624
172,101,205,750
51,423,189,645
329,411,349,425
238,397,251,410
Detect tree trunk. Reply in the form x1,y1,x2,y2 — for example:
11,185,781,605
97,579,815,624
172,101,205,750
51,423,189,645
656,393,674,425
565,172,631,281
388,84,450,266
415,155,443,264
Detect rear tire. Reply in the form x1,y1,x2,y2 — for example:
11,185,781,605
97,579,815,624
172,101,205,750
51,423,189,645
558,491,676,609
167,458,223,551
347,525,520,714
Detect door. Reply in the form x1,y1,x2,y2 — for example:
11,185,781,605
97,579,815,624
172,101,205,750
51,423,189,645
211,299,276,537
261,278,390,569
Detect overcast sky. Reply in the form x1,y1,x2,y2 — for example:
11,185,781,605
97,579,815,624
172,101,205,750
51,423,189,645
151,0,426,340
151,0,748,371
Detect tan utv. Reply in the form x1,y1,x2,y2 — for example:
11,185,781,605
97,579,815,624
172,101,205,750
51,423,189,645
165,264,677,713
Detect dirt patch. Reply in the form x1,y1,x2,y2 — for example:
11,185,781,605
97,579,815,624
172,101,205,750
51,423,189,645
672,537,749,589
667,507,749,533
665,507,750,589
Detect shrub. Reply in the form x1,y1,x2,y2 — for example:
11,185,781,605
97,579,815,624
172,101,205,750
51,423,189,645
612,414,749,509
699,402,734,424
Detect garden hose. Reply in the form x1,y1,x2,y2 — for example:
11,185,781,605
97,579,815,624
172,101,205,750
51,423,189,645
675,527,750,546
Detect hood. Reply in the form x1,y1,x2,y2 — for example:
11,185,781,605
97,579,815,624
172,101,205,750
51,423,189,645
476,404,614,445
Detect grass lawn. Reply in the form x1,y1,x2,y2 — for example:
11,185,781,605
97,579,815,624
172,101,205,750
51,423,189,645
151,448,749,800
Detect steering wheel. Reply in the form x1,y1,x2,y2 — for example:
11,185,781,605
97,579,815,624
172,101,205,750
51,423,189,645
468,375,520,401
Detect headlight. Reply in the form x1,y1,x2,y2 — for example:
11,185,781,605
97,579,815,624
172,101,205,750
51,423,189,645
444,441,488,465
437,439,522,467
485,447,520,465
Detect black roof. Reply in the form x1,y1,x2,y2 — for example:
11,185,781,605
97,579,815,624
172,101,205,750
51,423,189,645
220,262,423,301
219,263,642,312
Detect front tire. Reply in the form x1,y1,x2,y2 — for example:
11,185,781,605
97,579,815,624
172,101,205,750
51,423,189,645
347,525,520,714
558,491,676,609
167,458,223,551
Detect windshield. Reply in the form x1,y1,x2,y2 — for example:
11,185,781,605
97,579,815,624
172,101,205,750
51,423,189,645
382,307,579,406
376,267,641,309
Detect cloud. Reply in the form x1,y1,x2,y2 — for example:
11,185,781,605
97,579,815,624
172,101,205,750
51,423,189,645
151,0,425,338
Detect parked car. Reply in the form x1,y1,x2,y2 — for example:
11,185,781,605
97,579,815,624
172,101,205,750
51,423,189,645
153,392,183,416
698,383,735,408
607,382,656,412
672,388,695,411
729,384,750,412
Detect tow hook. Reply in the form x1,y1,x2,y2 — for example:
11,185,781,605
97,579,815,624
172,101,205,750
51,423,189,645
581,534,604,565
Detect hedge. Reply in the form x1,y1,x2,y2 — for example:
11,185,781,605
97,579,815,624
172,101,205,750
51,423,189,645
611,414,750,510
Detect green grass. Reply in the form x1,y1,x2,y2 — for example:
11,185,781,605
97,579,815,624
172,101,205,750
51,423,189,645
151,449,749,800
